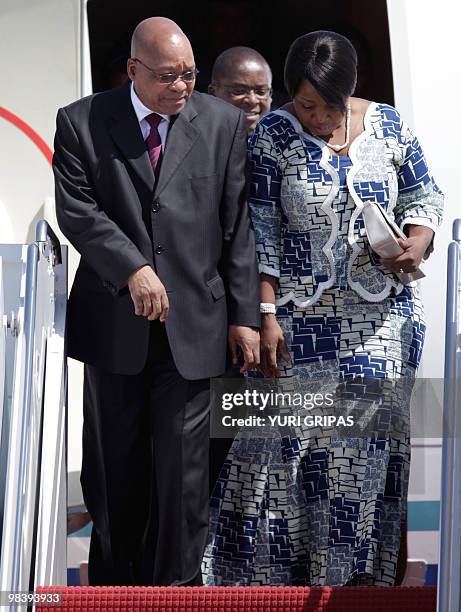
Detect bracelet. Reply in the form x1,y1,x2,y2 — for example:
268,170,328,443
260,302,276,314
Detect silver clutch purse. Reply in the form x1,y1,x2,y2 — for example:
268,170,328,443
362,202,425,284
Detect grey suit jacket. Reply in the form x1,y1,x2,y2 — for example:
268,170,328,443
53,83,260,379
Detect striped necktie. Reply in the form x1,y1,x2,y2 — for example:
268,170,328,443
145,113,163,178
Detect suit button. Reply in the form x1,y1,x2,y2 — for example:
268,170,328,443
155,245,164,255
151,200,160,213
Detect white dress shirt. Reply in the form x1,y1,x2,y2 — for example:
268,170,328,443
130,82,170,151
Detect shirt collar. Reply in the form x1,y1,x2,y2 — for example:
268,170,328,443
130,82,170,125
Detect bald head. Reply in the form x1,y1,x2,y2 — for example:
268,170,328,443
211,46,271,84
209,47,272,134
127,17,196,115
131,17,191,59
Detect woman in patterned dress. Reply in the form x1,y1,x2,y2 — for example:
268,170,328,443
202,31,443,586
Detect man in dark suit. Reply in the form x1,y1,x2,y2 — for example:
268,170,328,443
53,17,260,586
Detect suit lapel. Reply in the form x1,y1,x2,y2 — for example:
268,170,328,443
154,97,199,198
108,84,155,191
107,85,200,195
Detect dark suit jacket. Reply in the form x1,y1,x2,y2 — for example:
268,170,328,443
53,83,260,379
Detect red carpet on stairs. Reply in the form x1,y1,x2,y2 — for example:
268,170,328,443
36,586,437,611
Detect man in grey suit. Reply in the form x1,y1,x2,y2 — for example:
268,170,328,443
53,17,260,586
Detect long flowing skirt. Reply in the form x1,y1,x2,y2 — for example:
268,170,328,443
202,287,425,586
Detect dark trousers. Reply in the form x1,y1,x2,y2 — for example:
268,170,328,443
209,362,240,495
81,322,210,586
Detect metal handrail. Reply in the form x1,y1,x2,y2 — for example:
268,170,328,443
11,242,39,595
438,220,461,612
0,220,67,606
35,219,62,264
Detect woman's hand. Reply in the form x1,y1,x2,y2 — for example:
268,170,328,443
259,313,291,378
380,226,434,274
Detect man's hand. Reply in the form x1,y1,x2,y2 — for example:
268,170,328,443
127,265,169,321
259,314,291,378
381,227,434,274
228,325,260,373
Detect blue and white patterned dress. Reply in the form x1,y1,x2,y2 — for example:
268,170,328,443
202,104,443,586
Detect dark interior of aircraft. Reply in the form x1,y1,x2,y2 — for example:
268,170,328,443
86,0,394,106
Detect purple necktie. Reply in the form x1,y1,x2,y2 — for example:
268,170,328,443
145,113,163,178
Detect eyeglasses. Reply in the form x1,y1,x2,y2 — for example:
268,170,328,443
215,84,272,99
133,58,199,84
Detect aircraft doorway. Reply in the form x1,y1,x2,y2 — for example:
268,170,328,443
86,0,394,107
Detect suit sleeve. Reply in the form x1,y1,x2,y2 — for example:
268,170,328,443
219,110,260,328
53,107,149,293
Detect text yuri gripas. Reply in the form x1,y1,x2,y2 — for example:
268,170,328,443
220,390,355,428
